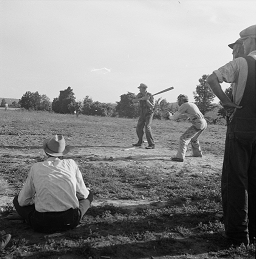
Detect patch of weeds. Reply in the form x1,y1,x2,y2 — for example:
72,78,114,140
216,244,255,258
197,221,224,233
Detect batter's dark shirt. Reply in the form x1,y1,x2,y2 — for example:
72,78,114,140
136,92,154,115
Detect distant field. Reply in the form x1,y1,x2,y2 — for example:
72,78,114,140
0,107,21,111
0,110,254,259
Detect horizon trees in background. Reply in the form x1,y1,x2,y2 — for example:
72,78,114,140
15,76,222,123
0,98,7,107
52,86,76,114
19,91,51,111
115,92,139,118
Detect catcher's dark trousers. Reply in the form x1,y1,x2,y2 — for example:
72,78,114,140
136,113,154,146
222,56,256,245
13,196,89,233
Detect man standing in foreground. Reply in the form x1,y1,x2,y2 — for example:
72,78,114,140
132,83,155,149
13,134,93,233
167,94,207,162
207,25,256,246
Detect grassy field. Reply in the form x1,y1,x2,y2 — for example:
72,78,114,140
0,110,255,259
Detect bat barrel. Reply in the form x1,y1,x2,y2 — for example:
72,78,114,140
152,87,174,96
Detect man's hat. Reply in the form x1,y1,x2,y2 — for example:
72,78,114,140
239,24,256,39
228,38,243,49
138,83,148,89
43,135,70,156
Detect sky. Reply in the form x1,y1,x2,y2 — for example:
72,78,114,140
1,0,256,104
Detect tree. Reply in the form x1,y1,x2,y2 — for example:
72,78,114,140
193,74,215,114
19,91,51,111
116,92,139,118
52,86,76,114
30,91,41,110
19,91,35,110
11,101,20,108
40,95,52,111
1,98,7,107
82,96,94,115
52,98,61,113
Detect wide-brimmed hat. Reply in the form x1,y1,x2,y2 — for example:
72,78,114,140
138,83,148,89
228,38,243,49
239,24,256,39
43,135,70,156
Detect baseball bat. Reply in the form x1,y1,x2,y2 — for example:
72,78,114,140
152,87,174,96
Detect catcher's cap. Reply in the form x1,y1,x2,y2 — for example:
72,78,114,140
228,38,243,49
138,83,148,89
239,24,256,39
177,94,188,102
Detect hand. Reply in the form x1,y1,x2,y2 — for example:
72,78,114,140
87,190,94,203
140,95,149,101
222,101,242,109
166,111,173,118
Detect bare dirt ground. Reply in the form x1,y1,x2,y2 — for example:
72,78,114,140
1,110,254,259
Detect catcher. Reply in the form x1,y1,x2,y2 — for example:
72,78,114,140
167,94,207,162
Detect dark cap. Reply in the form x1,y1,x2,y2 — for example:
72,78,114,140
138,83,148,89
240,24,256,39
228,38,243,49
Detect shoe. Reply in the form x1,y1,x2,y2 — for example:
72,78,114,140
145,145,155,149
171,157,184,162
132,143,142,147
0,234,11,250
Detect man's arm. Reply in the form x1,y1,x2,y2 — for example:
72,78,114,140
18,169,36,206
168,111,181,120
145,94,154,109
76,166,90,200
207,73,242,109
132,94,154,110
132,93,144,103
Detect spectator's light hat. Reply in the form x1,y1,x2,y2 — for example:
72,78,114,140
228,38,243,49
43,134,70,156
239,24,256,39
138,83,148,89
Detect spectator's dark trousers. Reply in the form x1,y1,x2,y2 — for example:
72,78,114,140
222,56,256,245
13,192,93,233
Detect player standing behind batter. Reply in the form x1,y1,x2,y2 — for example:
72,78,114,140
167,94,207,162
132,83,155,149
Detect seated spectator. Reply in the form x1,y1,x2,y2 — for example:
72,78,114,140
12,134,93,233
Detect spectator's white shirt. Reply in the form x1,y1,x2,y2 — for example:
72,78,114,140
18,158,89,212
213,51,256,105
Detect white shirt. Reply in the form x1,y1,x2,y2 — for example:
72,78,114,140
18,157,90,212
213,51,256,105
169,102,207,130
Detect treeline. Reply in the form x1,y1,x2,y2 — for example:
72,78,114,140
2,75,232,123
